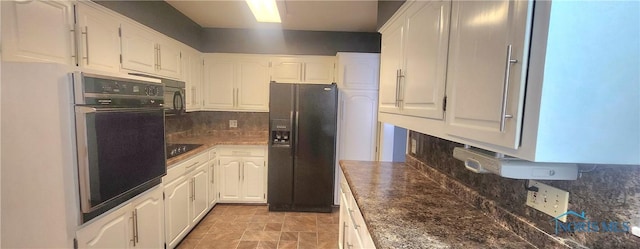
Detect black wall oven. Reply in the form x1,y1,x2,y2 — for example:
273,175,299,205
73,72,167,222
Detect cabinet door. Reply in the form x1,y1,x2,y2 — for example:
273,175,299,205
184,49,202,111
237,57,270,111
76,204,131,249
446,0,532,149
157,39,182,79
208,159,217,207
242,157,266,202
164,176,191,249
218,157,242,201
271,57,303,83
75,3,121,72
120,22,156,74
378,18,404,114
339,90,378,161
303,57,335,84
191,164,209,223
203,57,235,110
1,0,73,64
336,53,380,90
132,187,164,249
401,1,450,120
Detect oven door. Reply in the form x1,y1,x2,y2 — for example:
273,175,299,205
75,106,166,214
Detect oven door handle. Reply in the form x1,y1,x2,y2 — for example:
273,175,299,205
76,107,165,113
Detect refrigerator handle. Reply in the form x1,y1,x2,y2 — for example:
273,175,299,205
294,110,299,155
290,110,295,156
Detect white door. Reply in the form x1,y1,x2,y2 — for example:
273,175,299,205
157,38,182,79
339,90,378,161
271,57,303,83
218,157,242,201
76,204,131,249
191,164,209,223
183,50,202,111
303,57,335,84
131,187,164,249
120,22,156,74
242,157,265,202
401,1,450,119
203,57,235,110
336,53,380,90
164,176,191,249
75,3,121,72
446,0,532,149
1,0,73,64
378,17,404,114
208,159,217,207
237,57,270,111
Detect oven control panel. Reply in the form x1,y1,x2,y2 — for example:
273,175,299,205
74,72,164,107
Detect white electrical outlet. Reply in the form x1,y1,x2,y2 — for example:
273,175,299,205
229,120,238,128
411,138,417,154
526,180,570,222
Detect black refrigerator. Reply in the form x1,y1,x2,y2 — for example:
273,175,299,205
268,82,338,213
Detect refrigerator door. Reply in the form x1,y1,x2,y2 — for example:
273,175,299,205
292,84,337,212
268,83,295,209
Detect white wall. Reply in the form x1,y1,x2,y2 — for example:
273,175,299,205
1,62,78,248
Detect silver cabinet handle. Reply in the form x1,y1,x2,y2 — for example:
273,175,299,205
133,210,139,244
398,69,405,105
185,161,199,170
157,44,162,70
395,69,400,107
500,45,518,132
71,24,79,65
81,26,89,64
210,162,215,184
347,209,360,229
342,222,347,249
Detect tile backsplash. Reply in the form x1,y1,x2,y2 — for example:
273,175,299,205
165,111,269,138
408,131,640,248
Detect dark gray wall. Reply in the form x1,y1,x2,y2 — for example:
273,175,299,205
201,28,380,55
95,1,203,51
377,0,407,30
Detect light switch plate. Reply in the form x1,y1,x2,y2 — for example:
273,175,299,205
526,180,570,222
410,138,417,154
229,120,238,128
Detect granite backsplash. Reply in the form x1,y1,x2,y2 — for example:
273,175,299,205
407,131,640,249
165,111,269,139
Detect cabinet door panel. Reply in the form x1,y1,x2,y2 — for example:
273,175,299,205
378,19,403,114
203,59,235,110
184,50,202,111
208,160,217,207
402,1,449,119
339,90,378,161
271,58,303,83
337,53,380,90
304,60,334,84
446,0,531,149
218,157,242,201
76,206,131,249
121,23,156,74
132,187,164,249
2,0,73,64
157,39,182,79
76,3,121,72
237,58,270,111
242,157,265,201
191,165,209,223
164,176,191,248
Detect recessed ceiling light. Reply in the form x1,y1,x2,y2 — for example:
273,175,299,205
246,0,282,23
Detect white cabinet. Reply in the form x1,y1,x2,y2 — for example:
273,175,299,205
203,54,270,112
121,22,182,79
445,0,530,149
75,2,121,73
76,186,164,249
163,175,190,249
338,170,375,249
271,56,335,84
208,149,218,207
190,163,209,223
379,0,450,120
1,0,74,64
183,47,203,111
217,146,267,203
336,53,380,90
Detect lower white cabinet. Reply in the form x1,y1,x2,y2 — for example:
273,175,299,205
76,186,164,249
217,146,267,203
339,170,375,249
208,149,218,207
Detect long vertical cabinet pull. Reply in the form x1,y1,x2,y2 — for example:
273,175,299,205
133,210,139,244
395,69,400,107
71,21,79,65
499,45,518,132
398,69,405,107
342,222,347,249
81,26,89,64
129,213,136,247
192,178,196,201
157,44,162,70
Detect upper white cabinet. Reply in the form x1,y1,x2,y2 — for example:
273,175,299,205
76,186,164,249
121,21,182,79
271,56,335,84
75,2,122,73
379,0,450,120
203,54,270,112
445,0,530,149
1,0,74,64
182,47,203,111
336,53,380,90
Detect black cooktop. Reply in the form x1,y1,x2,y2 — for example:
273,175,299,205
166,143,203,159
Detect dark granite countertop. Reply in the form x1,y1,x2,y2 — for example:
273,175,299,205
340,160,537,249
166,133,268,167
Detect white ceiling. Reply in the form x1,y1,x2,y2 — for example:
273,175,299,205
165,0,379,32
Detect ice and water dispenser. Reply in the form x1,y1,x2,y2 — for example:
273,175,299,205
270,119,291,146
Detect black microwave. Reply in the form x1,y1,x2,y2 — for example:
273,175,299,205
129,73,185,115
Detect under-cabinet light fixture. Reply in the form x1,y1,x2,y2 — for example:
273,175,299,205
246,0,281,23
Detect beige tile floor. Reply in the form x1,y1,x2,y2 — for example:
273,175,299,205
177,204,339,249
